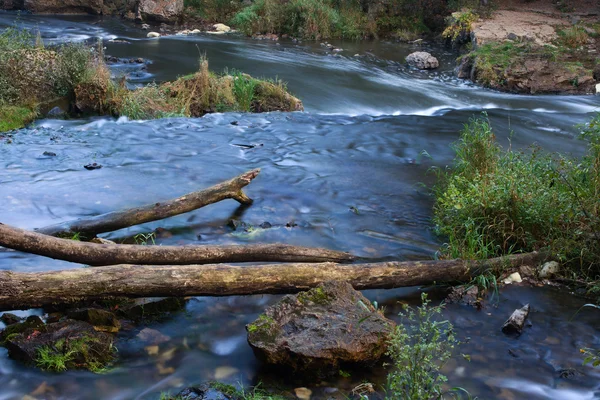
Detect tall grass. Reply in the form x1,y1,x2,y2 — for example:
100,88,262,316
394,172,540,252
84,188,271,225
434,114,600,282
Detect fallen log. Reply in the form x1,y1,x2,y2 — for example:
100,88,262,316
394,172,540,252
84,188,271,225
0,223,353,266
0,252,546,311
36,169,260,238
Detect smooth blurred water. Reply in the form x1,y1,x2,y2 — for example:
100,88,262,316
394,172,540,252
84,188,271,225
0,12,599,400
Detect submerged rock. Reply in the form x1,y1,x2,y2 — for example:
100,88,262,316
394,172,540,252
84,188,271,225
67,308,121,333
5,319,115,372
173,382,238,399
117,297,186,320
406,51,439,70
0,313,22,326
247,281,394,374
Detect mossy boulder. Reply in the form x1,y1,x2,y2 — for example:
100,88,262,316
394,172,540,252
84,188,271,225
247,281,394,374
0,315,44,345
4,319,115,372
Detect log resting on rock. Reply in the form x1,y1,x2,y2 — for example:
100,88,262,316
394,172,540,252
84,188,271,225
0,252,546,311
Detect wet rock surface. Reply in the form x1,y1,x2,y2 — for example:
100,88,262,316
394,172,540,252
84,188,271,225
173,383,237,400
67,308,121,333
4,319,115,371
247,281,394,374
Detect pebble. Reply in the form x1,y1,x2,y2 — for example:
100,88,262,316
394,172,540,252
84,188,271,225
294,387,312,399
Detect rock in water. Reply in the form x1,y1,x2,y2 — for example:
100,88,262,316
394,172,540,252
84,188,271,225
406,51,439,70
246,281,394,373
147,31,161,38
67,308,121,333
502,304,530,335
213,23,231,33
175,383,237,399
5,320,115,371
139,0,183,23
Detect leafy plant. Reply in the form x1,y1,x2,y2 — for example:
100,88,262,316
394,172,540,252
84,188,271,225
385,293,469,399
134,232,156,245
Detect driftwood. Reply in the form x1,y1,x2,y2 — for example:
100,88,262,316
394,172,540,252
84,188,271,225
36,169,260,238
0,223,354,266
502,304,531,335
0,252,546,311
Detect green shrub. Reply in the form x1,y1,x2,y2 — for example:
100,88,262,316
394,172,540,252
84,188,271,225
385,293,467,400
434,114,600,280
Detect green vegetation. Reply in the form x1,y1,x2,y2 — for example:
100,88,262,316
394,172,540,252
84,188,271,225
442,10,478,42
582,347,600,367
385,293,470,399
297,286,331,305
223,0,491,40
247,314,278,335
434,114,600,286
35,335,114,373
0,26,301,132
0,106,37,131
556,25,590,49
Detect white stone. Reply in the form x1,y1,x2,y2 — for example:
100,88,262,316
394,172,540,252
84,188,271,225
206,31,225,35
294,387,312,400
213,23,231,32
147,32,161,38
405,51,439,70
190,29,201,34
539,261,560,279
596,83,600,95
503,272,522,284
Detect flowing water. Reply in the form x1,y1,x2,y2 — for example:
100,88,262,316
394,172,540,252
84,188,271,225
0,12,599,400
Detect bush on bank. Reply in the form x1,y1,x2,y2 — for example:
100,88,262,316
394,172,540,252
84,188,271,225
433,114,600,288
188,0,489,40
0,28,302,132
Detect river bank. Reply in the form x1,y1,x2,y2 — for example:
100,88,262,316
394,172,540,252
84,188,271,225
1,11,600,400
2,0,600,95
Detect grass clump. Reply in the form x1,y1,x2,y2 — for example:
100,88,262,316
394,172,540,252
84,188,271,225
443,10,478,45
385,293,469,400
434,114,600,283
0,106,37,131
35,335,113,373
556,25,590,49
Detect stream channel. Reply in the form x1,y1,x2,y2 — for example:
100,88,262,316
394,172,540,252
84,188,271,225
1,12,600,400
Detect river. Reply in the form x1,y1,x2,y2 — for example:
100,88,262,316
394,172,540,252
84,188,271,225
0,12,599,400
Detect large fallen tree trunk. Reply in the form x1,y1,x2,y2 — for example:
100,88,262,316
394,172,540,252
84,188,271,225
0,252,546,311
0,223,353,266
36,169,260,238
